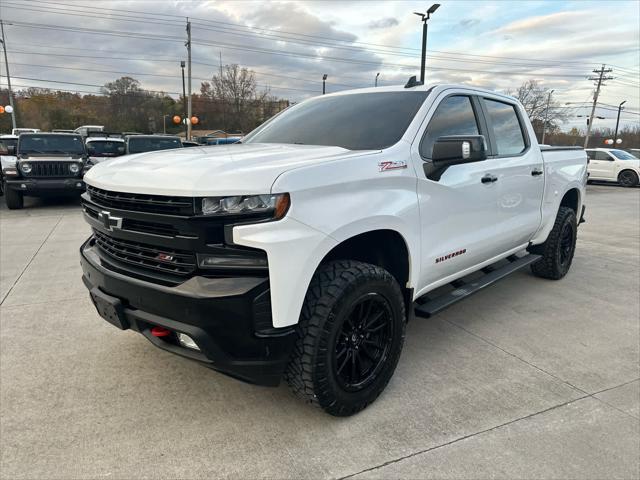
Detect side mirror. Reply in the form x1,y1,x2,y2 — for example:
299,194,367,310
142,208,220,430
432,135,487,166
7,145,16,156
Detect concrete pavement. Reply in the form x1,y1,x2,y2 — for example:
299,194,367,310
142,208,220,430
1,185,638,479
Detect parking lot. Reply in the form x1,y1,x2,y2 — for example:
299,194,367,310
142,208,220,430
0,184,638,479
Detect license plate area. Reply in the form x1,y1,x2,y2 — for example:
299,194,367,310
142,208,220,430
90,288,129,330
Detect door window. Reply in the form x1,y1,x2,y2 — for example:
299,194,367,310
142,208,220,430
420,95,479,159
594,151,613,161
483,99,526,155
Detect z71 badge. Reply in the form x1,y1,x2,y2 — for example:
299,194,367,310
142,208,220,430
378,160,407,172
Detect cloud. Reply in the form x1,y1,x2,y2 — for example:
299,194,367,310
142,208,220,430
367,17,399,29
459,18,480,28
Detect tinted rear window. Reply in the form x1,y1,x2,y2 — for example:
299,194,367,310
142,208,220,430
19,135,85,155
244,92,429,150
127,137,182,154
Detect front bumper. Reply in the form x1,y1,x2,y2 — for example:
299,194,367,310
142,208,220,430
80,238,297,386
5,178,85,195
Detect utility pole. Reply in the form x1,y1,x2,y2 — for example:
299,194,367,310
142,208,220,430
322,74,327,94
614,100,626,145
375,72,380,87
584,65,613,148
541,89,554,144
186,18,192,140
220,51,226,132
414,4,440,84
181,61,188,139
0,20,17,130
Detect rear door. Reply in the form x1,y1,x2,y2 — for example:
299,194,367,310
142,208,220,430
478,96,544,248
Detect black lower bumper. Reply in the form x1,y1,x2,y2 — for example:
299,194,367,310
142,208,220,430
80,238,296,386
5,178,85,195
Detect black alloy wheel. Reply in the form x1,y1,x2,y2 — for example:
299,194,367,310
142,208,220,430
333,293,394,392
559,222,574,267
618,170,639,187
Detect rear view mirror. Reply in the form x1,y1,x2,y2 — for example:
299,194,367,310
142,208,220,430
7,145,16,156
432,135,487,165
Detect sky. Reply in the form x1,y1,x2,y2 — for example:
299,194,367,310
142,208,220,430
0,0,638,131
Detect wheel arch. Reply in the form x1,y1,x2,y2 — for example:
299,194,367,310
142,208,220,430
319,228,415,321
559,187,580,214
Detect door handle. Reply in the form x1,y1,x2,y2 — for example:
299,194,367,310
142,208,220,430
481,174,498,184
531,168,544,176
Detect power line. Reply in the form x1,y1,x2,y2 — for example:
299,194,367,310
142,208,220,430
1,2,632,68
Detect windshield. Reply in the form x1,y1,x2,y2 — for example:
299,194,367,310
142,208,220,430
244,91,429,150
0,138,17,149
19,135,85,155
88,140,125,157
610,149,638,160
127,137,182,154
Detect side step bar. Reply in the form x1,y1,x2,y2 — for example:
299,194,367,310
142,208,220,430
415,254,542,318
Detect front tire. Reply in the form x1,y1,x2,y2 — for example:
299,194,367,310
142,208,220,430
530,206,577,280
4,186,24,209
285,260,406,416
618,170,639,187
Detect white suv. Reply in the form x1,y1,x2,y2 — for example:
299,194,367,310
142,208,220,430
586,148,640,187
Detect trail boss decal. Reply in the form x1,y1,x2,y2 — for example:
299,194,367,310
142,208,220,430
378,160,407,172
435,248,467,264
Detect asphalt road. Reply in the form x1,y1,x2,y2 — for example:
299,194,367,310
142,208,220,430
1,184,638,479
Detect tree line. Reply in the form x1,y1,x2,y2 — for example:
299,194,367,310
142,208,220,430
1,72,637,148
0,64,288,135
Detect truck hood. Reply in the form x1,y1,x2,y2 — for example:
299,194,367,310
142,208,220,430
84,143,378,196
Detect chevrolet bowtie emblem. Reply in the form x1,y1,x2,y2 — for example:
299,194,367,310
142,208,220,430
97,210,123,231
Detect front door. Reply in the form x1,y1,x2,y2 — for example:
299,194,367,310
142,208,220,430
413,93,504,290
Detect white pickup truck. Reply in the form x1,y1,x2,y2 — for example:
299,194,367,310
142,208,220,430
80,82,587,416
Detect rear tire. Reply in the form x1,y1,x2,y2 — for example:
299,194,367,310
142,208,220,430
285,260,406,416
618,170,639,187
4,186,24,209
530,206,577,280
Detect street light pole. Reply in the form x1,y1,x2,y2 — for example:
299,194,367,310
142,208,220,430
163,114,171,134
322,74,327,94
180,61,188,139
375,72,380,87
0,20,17,130
541,89,554,144
614,100,626,145
414,4,440,84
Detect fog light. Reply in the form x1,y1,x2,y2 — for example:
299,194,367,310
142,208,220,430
76,182,83,188
177,333,200,350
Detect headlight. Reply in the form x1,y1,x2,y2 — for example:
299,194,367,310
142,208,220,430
201,193,290,219
69,163,80,173
20,162,32,174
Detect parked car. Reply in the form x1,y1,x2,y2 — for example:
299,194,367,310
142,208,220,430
124,135,183,155
586,148,639,187
181,140,201,148
0,135,18,196
11,128,40,136
205,137,241,145
2,133,88,209
80,82,587,415
74,125,104,137
86,136,126,164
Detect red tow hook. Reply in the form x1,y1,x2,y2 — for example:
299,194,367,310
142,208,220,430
151,326,172,337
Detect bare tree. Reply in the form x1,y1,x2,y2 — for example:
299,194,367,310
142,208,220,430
505,80,568,138
202,64,269,132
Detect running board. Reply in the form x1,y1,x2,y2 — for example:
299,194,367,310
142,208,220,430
414,254,542,318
